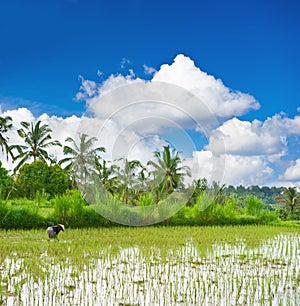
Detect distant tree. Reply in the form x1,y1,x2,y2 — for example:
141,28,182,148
12,120,61,172
14,160,69,198
0,115,14,160
275,187,300,214
94,158,119,195
116,158,143,205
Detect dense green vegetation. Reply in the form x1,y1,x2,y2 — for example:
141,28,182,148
0,117,300,229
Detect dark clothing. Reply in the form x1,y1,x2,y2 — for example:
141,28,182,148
47,225,64,239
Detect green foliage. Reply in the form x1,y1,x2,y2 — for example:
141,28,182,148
53,190,86,227
225,185,285,205
186,178,207,206
35,189,50,206
257,209,279,224
275,187,300,216
0,115,14,160
0,161,13,199
162,192,278,226
48,164,70,195
59,133,105,188
12,120,62,171
139,193,155,206
0,205,46,229
245,197,264,216
0,199,8,226
197,191,214,217
14,160,69,198
147,145,191,201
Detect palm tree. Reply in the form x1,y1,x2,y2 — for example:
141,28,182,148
59,133,105,186
0,115,14,160
211,181,227,205
12,120,61,171
116,158,143,204
186,178,208,206
147,145,191,201
275,187,300,214
95,157,119,195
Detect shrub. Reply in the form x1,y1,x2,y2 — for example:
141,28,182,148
52,190,85,227
245,197,264,216
139,193,155,206
0,206,46,229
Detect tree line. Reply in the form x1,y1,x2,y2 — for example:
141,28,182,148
1,115,300,221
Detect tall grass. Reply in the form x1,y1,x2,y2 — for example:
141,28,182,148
0,189,286,229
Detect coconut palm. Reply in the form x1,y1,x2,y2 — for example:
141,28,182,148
12,120,61,172
186,178,208,206
59,133,105,186
211,181,227,205
116,158,143,204
94,157,119,195
275,187,300,214
0,115,14,160
147,145,191,201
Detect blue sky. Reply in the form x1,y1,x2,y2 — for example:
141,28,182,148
1,0,300,187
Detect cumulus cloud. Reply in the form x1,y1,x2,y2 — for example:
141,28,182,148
74,54,259,158
207,114,300,160
152,54,260,118
207,117,287,158
188,151,274,186
281,159,300,181
77,54,260,125
1,54,299,187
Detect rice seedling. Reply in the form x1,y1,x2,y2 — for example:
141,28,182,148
0,226,299,305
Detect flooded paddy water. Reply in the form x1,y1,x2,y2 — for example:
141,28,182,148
0,227,299,305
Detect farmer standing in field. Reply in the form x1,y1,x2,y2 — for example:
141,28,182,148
47,224,65,241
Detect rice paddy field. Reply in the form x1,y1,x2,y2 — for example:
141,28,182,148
0,225,299,305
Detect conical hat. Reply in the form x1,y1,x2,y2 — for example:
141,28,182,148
58,224,65,231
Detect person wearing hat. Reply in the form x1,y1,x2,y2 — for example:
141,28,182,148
47,224,65,241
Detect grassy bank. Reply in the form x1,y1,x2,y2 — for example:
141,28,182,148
2,188,294,229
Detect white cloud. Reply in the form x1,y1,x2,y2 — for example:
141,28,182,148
207,114,300,162
281,159,300,181
143,64,156,75
189,151,274,186
77,54,260,131
152,54,260,118
75,76,98,101
1,54,299,188
208,117,287,158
